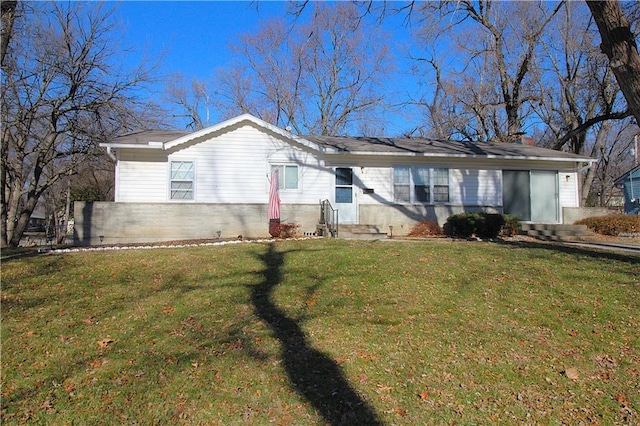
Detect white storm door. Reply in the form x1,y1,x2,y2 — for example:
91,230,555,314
335,167,357,224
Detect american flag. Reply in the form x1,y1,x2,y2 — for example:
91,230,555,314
268,170,280,220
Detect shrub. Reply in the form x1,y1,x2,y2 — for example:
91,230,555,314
444,213,506,239
501,215,521,237
268,221,299,238
575,214,640,236
407,220,443,237
277,222,300,239
482,213,507,238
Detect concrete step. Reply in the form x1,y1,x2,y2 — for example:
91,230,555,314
520,223,590,233
519,223,594,241
338,224,388,240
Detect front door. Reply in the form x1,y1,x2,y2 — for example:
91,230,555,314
335,167,357,224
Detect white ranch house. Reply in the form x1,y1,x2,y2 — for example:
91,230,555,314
74,114,595,245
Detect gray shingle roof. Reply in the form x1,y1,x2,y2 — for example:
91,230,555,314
304,135,593,161
109,130,191,145
104,126,593,162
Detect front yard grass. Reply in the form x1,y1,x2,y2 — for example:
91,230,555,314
2,239,638,424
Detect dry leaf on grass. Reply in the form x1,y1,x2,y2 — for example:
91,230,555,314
97,338,114,348
564,367,579,381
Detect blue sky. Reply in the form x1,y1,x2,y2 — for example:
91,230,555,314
114,1,287,84
111,1,422,134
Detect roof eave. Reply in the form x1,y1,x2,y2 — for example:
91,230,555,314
99,143,164,149
614,164,640,185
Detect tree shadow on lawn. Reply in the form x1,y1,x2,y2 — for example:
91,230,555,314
252,243,384,426
499,239,640,264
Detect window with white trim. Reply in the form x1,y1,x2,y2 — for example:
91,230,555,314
393,166,449,203
170,161,195,200
270,165,299,190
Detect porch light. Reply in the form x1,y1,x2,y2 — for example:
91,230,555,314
217,230,222,239
99,235,104,243
389,225,394,239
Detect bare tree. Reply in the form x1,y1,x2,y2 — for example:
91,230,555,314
1,2,161,247
212,2,393,136
408,1,565,142
528,3,633,203
165,74,212,130
587,0,640,126
585,121,638,207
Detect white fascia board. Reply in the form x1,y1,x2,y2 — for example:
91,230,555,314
99,143,164,149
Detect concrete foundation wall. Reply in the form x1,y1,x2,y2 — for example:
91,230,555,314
562,207,617,224
359,204,501,236
74,202,320,246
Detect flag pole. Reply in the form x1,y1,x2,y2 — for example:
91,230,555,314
268,170,281,237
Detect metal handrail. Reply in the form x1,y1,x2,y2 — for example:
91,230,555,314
319,199,338,237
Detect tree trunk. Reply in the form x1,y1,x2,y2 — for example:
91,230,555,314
587,1,640,126
0,1,17,67
581,122,610,206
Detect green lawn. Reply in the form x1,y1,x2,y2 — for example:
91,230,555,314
2,239,638,425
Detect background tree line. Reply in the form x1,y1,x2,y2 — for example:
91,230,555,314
2,0,639,247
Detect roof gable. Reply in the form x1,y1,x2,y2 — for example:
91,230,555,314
101,114,323,152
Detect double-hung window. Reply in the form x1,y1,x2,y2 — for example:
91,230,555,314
393,166,449,204
432,168,450,202
271,165,299,190
170,161,195,200
393,167,411,203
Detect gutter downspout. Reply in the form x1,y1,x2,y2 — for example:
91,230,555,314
105,147,119,201
106,146,117,161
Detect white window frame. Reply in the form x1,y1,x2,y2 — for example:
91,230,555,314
393,166,449,204
169,160,196,201
270,164,300,191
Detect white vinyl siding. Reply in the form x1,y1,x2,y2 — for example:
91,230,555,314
559,172,578,207
449,169,502,206
116,151,168,202
114,125,331,203
168,124,330,204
